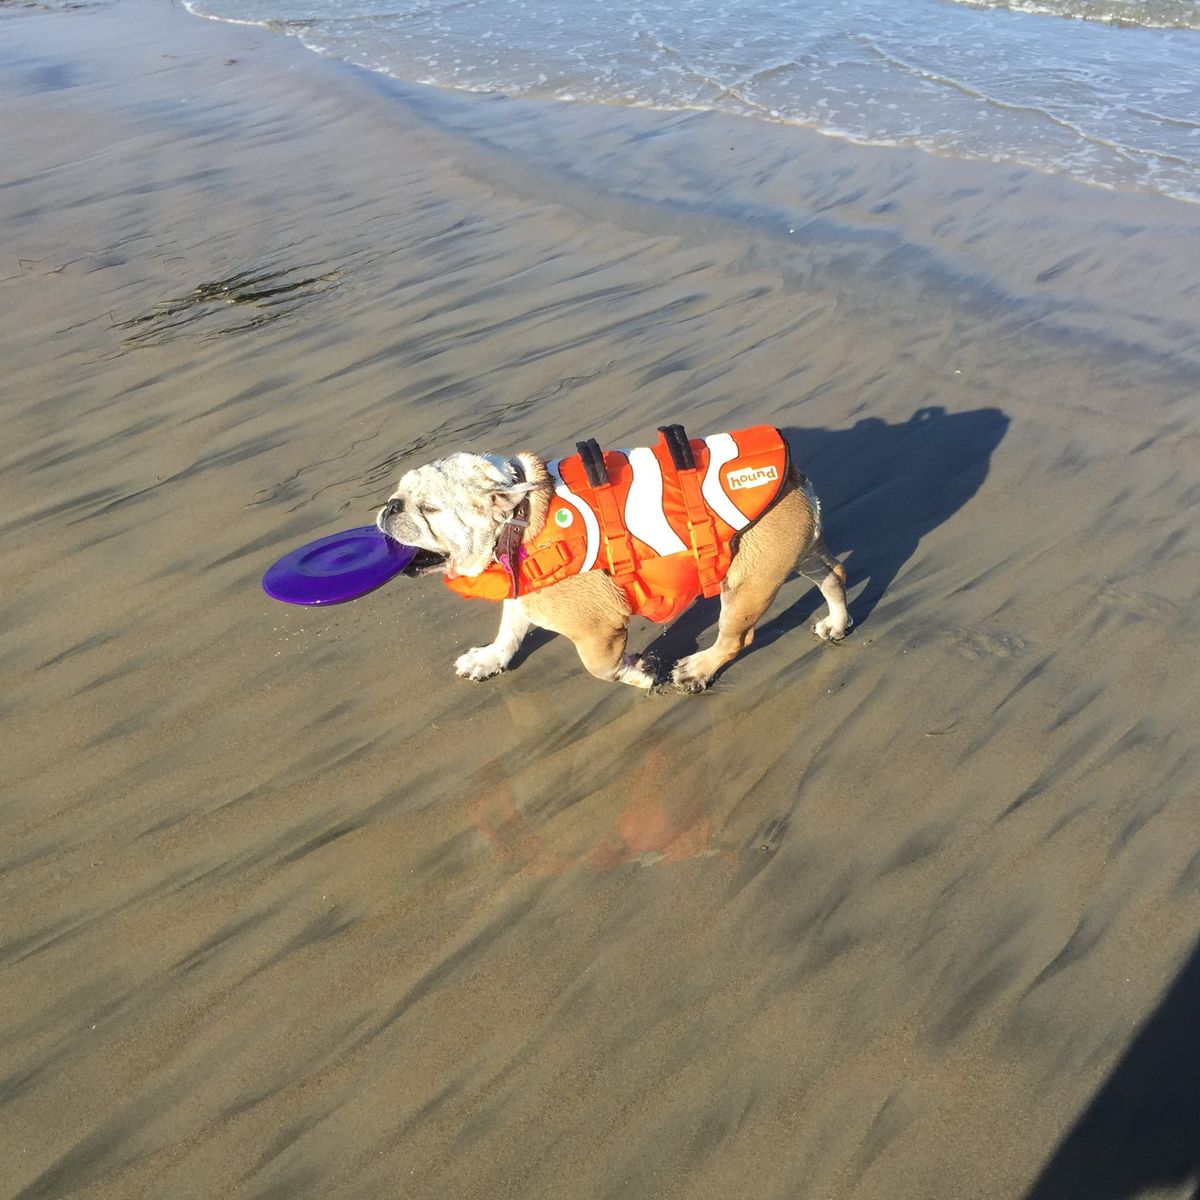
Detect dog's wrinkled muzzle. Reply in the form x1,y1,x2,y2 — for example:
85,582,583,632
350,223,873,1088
376,502,406,542
376,498,402,535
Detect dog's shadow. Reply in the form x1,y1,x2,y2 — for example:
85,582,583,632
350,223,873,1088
646,405,1010,665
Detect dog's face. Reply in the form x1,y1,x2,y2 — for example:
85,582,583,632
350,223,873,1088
377,453,532,577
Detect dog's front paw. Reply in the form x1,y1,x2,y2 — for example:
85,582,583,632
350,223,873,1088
813,615,852,643
617,653,657,690
455,645,509,682
671,652,716,694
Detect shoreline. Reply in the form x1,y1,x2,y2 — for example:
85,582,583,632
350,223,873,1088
3,2,1200,1199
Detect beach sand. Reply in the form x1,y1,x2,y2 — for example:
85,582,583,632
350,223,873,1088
3,2,1200,1197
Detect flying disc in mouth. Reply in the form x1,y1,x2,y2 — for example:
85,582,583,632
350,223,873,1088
262,526,419,605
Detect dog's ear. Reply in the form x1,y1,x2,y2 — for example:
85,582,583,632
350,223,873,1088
490,480,537,521
476,455,537,521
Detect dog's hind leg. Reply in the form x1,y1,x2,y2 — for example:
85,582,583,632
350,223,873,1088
455,599,532,681
671,574,783,693
670,488,808,692
798,539,851,643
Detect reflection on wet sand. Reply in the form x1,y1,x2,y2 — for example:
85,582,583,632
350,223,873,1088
467,693,736,877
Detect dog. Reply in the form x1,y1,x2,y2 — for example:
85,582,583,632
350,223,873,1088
377,424,850,691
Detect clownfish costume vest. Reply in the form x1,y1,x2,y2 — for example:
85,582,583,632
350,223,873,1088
445,424,791,625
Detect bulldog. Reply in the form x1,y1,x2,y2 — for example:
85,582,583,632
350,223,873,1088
377,424,850,692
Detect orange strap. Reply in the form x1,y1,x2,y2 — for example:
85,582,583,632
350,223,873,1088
590,476,637,588
520,538,573,586
667,436,726,598
567,446,639,594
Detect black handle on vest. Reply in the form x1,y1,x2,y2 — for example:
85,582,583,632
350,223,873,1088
576,438,609,488
657,424,696,471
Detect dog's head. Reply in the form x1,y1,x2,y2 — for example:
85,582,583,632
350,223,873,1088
376,453,536,577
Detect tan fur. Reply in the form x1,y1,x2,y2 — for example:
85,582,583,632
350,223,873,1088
379,452,850,692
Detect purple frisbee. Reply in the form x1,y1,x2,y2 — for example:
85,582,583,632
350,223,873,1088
262,525,418,605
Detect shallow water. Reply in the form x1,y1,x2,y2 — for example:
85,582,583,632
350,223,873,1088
185,0,1200,202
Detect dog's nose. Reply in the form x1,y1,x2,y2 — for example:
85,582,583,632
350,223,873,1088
381,497,404,520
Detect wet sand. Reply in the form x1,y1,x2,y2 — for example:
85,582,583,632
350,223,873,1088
3,2,1200,1198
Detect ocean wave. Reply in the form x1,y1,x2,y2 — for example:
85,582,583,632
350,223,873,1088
943,0,1200,30
182,0,1200,204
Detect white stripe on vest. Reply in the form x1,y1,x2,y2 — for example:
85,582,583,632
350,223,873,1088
623,447,688,556
701,433,750,531
547,458,601,573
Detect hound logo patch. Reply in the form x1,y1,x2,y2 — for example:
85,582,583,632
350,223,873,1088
726,464,778,491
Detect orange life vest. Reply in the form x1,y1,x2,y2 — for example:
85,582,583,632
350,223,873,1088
444,424,790,624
